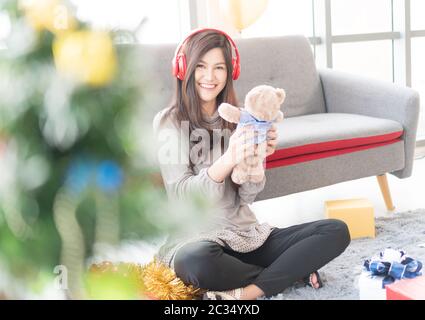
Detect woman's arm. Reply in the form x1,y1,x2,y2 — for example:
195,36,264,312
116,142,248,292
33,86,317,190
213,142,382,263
207,126,257,183
206,152,235,183
153,112,256,200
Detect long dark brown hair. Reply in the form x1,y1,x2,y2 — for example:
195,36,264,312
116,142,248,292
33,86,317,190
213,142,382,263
160,30,238,137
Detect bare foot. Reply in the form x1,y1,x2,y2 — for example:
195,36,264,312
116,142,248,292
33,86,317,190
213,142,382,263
310,272,320,289
308,271,323,289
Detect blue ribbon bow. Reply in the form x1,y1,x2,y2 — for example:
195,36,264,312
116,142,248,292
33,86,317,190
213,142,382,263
237,110,274,144
363,249,423,288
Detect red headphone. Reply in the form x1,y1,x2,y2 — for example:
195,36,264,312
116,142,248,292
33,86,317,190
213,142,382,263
172,28,241,81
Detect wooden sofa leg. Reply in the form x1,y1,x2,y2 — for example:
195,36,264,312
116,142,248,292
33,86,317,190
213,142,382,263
376,174,395,212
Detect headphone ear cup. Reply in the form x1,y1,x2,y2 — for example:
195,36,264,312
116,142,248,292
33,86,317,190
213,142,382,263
232,57,240,80
176,53,187,80
172,55,179,78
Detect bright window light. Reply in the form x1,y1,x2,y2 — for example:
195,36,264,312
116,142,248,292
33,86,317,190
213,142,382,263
69,0,188,44
331,0,392,35
241,0,313,38
332,40,393,82
411,38,425,138
411,0,425,31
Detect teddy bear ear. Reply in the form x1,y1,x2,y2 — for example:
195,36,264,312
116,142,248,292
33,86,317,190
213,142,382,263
276,88,286,104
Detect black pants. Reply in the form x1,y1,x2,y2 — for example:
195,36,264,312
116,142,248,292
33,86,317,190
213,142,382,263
174,219,350,297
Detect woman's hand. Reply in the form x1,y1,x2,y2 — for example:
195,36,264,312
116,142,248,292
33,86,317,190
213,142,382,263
209,126,257,183
265,124,278,157
224,126,257,167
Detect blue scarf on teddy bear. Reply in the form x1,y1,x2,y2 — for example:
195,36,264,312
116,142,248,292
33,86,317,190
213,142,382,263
236,109,276,144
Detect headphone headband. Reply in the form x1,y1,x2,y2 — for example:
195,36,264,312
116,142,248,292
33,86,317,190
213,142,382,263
172,28,241,81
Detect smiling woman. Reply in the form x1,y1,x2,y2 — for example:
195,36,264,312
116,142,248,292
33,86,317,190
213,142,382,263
152,28,350,301
195,48,228,116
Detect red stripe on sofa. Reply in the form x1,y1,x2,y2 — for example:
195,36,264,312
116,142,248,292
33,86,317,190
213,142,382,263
266,130,403,162
265,138,402,169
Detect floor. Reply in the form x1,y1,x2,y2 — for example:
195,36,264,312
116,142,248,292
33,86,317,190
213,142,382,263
252,155,425,229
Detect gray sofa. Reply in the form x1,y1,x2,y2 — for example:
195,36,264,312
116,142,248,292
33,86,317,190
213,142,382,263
140,35,420,210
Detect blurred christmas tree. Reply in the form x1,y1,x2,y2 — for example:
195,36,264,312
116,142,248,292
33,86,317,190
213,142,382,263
0,0,212,299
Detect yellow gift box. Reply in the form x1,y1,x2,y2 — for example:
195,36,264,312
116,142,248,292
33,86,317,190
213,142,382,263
325,198,375,239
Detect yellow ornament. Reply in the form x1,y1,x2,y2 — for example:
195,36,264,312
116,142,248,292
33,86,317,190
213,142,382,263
53,31,117,87
20,0,76,34
89,260,202,300
142,259,202,300
220,0,269,32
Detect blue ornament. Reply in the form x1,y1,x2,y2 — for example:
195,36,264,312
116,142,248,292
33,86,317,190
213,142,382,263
65,158,96,194
96,160,123,193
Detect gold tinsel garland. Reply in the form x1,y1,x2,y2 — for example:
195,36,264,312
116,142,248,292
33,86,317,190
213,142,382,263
89,259,202,300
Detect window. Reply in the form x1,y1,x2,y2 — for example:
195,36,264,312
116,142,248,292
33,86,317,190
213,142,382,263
410,0,425,139
331,0,392,35
240,0,313,38
411,0,425,31
316,0,394,83
332,40,393,82
411,38,425,138
70,0,190,44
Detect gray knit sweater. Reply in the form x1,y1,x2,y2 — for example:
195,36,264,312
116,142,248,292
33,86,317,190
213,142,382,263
152,107,273,269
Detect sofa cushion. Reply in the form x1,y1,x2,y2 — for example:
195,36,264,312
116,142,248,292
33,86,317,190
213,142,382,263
266,113,403,168
234,36,326,117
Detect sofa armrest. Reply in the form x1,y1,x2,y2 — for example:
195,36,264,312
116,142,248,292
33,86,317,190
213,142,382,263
319,68,420,178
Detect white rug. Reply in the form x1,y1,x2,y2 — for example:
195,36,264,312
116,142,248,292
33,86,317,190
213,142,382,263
267,209,425,300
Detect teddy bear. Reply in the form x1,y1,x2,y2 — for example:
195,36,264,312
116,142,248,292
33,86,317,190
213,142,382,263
218,85,286,185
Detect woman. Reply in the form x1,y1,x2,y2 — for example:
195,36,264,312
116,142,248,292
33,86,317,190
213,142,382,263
153,28,350,300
